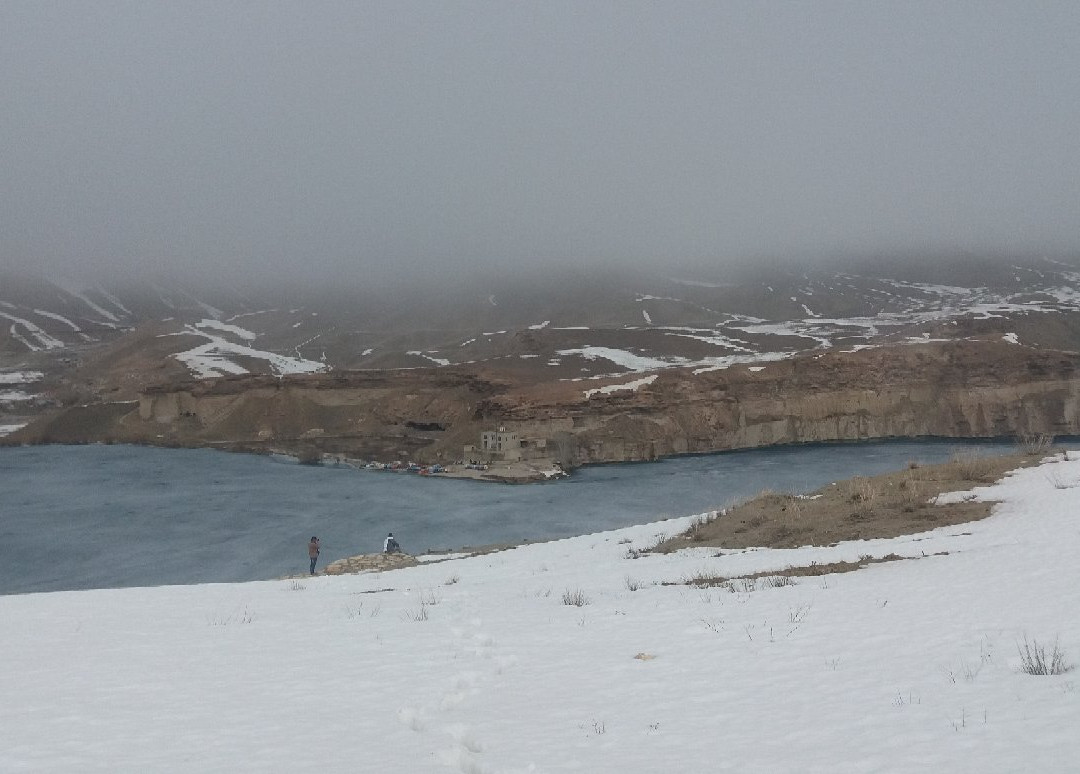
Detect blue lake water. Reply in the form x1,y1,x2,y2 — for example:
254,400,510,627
0,439,1025,595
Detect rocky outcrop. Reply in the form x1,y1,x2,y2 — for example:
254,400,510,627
322,552,419,575
559,343,1080,464
8,341,1080,470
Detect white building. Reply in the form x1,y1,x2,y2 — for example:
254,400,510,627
478,427,522,461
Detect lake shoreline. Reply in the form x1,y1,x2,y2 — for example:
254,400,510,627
0,438,1040,595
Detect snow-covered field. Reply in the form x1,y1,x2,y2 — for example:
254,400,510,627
3,454,1079,772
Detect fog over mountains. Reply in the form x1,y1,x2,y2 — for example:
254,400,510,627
3,2,1079,285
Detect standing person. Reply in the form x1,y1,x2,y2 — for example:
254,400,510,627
308,536,320,575
383,532,400,554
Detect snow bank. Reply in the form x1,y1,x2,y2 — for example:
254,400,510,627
2,454,1079,772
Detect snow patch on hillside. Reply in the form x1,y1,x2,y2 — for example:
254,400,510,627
97,288,132,317
171,325,327,378
47,279,123,322
33,309,81,331
557,346,684,372
0,371,44,385
584,374,657,398
407,351,451,366
0,390,37,403
663,328,754,352
0,311,65,351
691,351,790,374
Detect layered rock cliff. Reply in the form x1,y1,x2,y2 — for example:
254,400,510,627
9,341,1080,468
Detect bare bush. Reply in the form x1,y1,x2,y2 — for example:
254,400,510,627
1017,636,1073,676
723,578,756,593
1017,432,1055,456
562,588,590,606
847,477,879,520
784,495,803,522
685,568,724,587
848,478,878,505
896,471,927,512
419,589,441,606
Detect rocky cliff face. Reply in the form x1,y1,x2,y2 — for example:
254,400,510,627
559,343,1080,463
10,341,1080,467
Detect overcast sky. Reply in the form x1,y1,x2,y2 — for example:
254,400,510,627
2,1,1078,285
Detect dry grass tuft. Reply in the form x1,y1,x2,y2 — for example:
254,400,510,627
1017,635,1073,676
649,450,1040,553
561,588,590,606
1016,432,1056,456
943,450,998,482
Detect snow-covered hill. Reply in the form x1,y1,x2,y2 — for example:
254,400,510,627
3,258,1080,369
2,452,1077,772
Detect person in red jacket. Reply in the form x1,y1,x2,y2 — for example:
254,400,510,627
308,536,320,575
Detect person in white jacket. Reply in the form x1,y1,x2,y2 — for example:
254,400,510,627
383,532,401,554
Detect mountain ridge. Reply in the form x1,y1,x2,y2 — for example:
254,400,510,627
4,256,1080,469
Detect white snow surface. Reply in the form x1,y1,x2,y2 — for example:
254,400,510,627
4,453,1080,772
690,350,790,375
0,422,28,437
33,309,81,331
583,374,657,398
0,370,43,385
0,311,65,350
0,390,36,403
408,351,452,367
172,324,327,378
557,346,685,372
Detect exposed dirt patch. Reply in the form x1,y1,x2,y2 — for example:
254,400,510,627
653,448,1057,553
675,553,953,588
